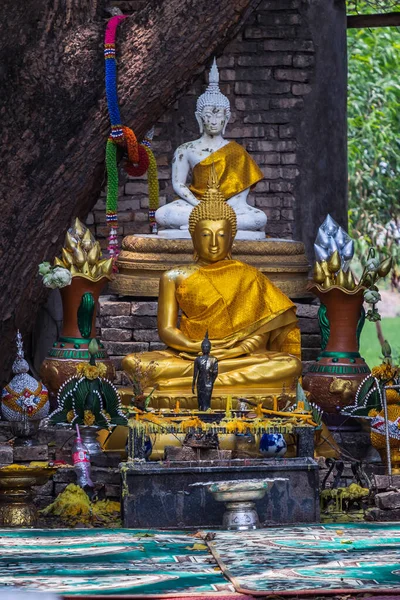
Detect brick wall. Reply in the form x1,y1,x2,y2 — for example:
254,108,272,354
88,0,315,247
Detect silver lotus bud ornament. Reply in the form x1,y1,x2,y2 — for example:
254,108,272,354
322,214,339,237
314,243,329,263
315,228,330,249
314,214,355,270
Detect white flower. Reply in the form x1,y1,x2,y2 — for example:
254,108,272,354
42,267,72,289
38,262,52,276
51,267,72,288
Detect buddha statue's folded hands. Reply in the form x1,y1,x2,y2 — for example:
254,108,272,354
122,166,302,404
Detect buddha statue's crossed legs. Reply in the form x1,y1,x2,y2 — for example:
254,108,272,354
123,350,301,391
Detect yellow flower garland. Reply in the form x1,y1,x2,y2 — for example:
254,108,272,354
76,362,107,380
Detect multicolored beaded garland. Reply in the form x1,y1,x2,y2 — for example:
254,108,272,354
104,15,160,261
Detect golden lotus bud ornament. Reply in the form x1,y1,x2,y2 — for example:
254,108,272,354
40,219,115,399
57,219,113,283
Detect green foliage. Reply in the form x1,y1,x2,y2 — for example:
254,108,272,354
347,16,400,271
360,316,400,366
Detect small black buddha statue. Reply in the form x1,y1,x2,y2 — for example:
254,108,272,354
192,331,218,411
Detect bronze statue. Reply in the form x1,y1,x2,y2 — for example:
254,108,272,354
192,332,218,411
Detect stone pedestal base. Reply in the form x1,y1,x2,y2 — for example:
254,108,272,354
120,457,319,528
109,235,310,298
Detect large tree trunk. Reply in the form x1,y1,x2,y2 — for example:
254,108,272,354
0,0,260,385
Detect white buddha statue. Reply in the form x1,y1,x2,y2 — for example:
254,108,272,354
155,59,267,241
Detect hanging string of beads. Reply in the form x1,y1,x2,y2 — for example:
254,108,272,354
104,15,159,263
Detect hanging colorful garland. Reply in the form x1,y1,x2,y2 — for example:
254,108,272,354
104,15,159,262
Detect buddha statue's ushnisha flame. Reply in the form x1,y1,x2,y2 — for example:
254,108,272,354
55,218,113,281
188,164,237,239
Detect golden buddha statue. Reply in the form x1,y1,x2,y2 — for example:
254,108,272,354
122,167,302,408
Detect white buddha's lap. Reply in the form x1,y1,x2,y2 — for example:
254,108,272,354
156,198,267,232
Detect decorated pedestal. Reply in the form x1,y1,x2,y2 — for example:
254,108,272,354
2,331,50,445
40,220,115,398
41,277,115,397
303,215,392,418
110,236,310,299
190,478,285,530
0,466,57,527
302,284,370,414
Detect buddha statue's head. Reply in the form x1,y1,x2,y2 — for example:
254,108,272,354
195,58,231,136
201,331,211,355
189,165,237,263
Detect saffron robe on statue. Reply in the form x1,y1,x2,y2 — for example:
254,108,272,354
189,141,264,201
176,259,301,360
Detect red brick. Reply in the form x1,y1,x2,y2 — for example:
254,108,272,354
244,26,296,40
270,98,303,109
251,152,280,165
256,196,282,208
254,181,270,192
282,194,295,207
279,124,295,138
234,82,253,95
235,97,269,112
235,68,272,81
264,40,314,52
226,126,265,138
261,166,281,179
275,68,310,82
293,54,315,68
102,315,135,328
219,69,236,81
102,328,132,342
247,140,296,152
257,12,301,25
270,181,294,192
261,111,292,124
238,54,292,67
103,341,149,355
266,221,293,236
124,182,149,195
292,83,312,95
131,302,158,316
265,208,281,221
99,300,131,317
281,153,297,165
281,166,299,179
133,330,161,343
282,208,295,220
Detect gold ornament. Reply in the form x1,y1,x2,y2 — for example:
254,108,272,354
344,269,356,290
335,269,346,288
123,171,302,407
313,262,325,284
188,164,237,238
327,250,341,274
54,219,113,282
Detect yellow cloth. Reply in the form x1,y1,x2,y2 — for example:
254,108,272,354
176,260,301,359
189,141,264,200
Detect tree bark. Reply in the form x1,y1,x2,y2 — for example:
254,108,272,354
0,0,260,385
